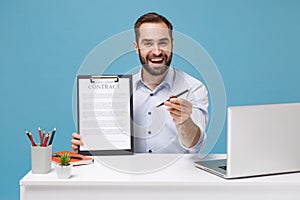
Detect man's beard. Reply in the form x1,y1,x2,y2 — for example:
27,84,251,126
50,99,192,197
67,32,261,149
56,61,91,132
138,49,173,76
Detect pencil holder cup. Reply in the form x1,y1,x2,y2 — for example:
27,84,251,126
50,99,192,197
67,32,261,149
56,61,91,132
31,145,52,174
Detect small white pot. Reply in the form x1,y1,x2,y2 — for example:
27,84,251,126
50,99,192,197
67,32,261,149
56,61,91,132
55,164,72,179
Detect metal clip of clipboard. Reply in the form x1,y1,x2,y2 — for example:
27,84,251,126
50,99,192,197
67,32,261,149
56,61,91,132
90,76,119,83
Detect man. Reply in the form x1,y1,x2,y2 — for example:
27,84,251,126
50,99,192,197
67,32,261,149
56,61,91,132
72,12,208,153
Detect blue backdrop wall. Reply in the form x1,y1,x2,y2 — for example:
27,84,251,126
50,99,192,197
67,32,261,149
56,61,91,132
1,0,300,199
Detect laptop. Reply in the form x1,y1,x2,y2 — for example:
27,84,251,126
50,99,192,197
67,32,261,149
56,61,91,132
195,103,300,179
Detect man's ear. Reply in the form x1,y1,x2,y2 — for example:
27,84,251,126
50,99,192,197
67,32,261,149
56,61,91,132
133,41,139,54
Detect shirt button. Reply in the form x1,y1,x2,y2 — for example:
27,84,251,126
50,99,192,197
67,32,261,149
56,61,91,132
148,131,151,134
148,150,152,153
148,111,151,115
150,93,154,96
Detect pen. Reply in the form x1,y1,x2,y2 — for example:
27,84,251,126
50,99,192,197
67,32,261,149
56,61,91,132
38,127,43,145
156,89,189,108
41,129,46,146
26,130,36,146
48,127,56,145
52,153,83,160
29,132,36,146
42,132,50,147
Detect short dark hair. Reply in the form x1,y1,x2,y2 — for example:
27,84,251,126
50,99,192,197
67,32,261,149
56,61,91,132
134,12,173,42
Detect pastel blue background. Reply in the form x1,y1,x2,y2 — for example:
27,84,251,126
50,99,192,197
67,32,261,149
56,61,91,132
1,0,299,199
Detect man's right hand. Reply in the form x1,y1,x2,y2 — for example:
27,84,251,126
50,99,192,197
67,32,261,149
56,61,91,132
71,132,83,153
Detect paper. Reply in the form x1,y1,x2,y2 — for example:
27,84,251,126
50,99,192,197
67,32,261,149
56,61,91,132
77,76,132,152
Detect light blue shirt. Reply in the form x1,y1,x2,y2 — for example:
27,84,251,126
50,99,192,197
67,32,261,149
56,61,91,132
133,67,209,153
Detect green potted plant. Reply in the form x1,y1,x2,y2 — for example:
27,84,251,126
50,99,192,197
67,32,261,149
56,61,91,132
55,152,72,179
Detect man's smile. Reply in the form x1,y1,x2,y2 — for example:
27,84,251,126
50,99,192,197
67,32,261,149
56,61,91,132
148,54,167,66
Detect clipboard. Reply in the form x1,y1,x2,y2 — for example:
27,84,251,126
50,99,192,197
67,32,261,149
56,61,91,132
77,75,134,156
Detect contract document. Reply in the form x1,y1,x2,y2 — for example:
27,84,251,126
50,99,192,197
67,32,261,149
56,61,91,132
77,75,133,155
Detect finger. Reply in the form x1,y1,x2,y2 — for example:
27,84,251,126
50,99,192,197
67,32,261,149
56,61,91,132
170,98,192,108
167,107,182,116
72,132,81,139
166,102,182,112
72,143,78,149
169,99,189,111
168,106,190,118
164,100,173,107
164,98,180,107
170,102,182,110
71,144,78,153
167,98,183,108
169,97,181,105
71,138,83,146
167,102,191,115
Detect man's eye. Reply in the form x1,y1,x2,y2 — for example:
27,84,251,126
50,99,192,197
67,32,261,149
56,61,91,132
159,41,168,46
144,42,152,47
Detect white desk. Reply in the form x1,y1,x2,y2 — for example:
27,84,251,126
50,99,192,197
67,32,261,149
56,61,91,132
20,154,300,200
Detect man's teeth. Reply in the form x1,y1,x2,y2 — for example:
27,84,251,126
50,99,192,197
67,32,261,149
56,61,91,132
150,58,163,62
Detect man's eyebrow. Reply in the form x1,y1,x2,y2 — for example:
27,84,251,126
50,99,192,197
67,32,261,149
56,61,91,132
141,38,170,43
159,38,169,41
141,39,153,43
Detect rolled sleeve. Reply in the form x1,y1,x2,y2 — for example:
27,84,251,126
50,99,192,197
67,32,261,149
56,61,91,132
182,83,209,153
177,129,207,153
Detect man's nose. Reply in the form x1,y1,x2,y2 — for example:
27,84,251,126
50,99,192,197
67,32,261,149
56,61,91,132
152,43,162,56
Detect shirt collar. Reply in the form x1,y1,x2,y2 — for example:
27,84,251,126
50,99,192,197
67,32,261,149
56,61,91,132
162,67,174,89
133,67,175,91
